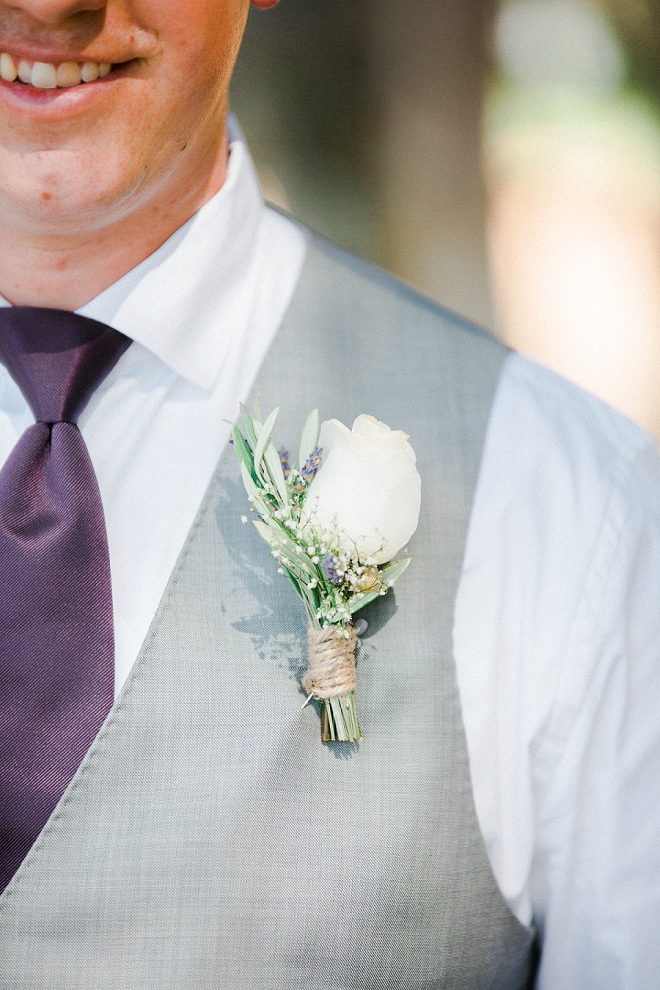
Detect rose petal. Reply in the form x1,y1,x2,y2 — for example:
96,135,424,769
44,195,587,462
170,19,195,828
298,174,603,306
303,415,421,563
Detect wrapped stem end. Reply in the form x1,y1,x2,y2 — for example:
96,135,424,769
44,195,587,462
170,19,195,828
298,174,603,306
321,693,362,742
303,625,362,742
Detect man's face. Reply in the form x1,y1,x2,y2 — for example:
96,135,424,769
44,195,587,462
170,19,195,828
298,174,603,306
0,0,251,233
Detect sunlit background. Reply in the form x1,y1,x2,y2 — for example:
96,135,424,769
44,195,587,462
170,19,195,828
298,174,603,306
231,0,660,438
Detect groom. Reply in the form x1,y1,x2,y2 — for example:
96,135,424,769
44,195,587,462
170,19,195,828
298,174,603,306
0,1,659,988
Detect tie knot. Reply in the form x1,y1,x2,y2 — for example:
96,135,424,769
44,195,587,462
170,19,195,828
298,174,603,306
0,307,131,424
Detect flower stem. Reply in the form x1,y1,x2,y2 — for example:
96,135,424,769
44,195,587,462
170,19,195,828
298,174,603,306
321,692,362,742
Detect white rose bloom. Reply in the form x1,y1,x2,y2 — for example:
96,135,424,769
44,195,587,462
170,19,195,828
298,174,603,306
302,414,421,564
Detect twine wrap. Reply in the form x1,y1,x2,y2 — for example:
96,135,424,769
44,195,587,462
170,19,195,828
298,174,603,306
302,624,357,699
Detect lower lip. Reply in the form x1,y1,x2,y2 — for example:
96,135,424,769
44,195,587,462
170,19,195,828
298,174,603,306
0,69,125,118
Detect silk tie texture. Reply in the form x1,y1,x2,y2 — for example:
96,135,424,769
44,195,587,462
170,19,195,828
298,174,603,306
0,307,131,892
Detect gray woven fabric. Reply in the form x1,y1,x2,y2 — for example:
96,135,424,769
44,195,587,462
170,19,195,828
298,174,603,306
0,236,537,988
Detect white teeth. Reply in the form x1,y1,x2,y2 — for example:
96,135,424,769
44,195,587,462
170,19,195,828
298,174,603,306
57,61,81,88
32,62,57,89
0,53,17,82
0,54,113,88
81,61,99,83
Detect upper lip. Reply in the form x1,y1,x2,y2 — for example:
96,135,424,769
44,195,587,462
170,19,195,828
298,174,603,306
0,47,122,64
0,39,143,65
0,48,122,65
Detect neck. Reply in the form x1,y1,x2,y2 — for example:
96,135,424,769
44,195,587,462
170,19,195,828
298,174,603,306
0,132,229,312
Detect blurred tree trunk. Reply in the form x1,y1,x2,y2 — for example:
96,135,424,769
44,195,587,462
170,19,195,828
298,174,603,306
369,0,495,329
598,0,660,105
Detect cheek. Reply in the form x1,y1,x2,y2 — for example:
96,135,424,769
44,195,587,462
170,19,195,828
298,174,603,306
101,0,250,163
139,0,250,79
148,3,249,125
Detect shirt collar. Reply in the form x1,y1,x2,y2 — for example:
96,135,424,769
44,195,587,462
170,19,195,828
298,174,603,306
84,114,266,393
1,115,268,395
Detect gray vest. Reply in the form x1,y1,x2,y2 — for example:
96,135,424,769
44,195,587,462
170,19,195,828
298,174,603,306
0,236,537,988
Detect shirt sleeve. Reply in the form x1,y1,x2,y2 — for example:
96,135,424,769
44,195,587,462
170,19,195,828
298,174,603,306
453,352,660,989
533,436,660,989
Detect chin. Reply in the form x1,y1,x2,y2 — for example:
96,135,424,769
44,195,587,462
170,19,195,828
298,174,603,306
0,161,147,233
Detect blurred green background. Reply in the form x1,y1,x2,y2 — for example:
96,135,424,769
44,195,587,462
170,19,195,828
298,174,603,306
231,1,660,436
231,0,380,261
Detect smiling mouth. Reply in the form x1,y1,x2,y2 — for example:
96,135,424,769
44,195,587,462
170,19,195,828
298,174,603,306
0,53,114,89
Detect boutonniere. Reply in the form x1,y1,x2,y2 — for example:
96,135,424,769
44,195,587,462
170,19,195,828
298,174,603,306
232,401,421,742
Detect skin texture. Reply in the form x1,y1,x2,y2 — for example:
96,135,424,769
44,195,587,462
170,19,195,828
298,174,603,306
0,0,279,308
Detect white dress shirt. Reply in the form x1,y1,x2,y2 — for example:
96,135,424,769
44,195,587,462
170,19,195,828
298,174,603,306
1,115,659,989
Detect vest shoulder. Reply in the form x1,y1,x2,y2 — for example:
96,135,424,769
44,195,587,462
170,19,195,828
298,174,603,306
287,225,507,363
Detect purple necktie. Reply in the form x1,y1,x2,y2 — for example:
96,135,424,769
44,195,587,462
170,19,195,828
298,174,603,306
0,307,131,892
